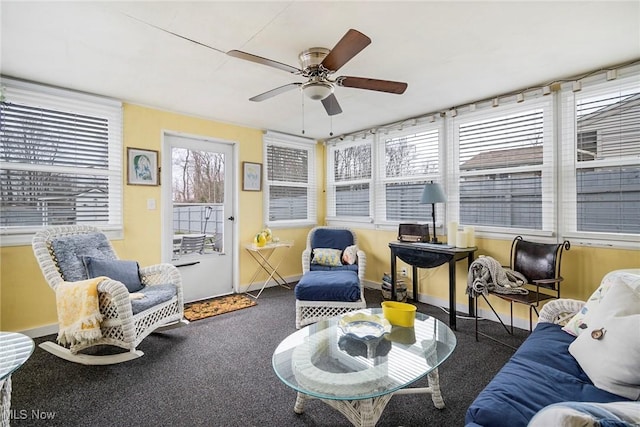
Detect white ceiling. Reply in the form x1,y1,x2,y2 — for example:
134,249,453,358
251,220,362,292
2,1,639,140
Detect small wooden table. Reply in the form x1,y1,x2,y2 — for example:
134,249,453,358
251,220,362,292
244,241,293,299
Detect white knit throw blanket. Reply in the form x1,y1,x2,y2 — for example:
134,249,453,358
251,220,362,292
466,256,528,297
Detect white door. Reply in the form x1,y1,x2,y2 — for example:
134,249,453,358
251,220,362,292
162,133,235,302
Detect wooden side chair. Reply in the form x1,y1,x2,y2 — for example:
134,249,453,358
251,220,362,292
475,235,571,342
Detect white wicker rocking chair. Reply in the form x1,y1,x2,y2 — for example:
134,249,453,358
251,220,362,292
32,225,187,365
295,226,367,329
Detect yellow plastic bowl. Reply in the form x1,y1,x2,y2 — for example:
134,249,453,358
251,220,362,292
381,301,417,327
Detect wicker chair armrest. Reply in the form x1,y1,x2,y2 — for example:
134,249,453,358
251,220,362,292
356,250,367,284
302,249,311,274
96,278,135,318
140,263,182,287
538,298,585,325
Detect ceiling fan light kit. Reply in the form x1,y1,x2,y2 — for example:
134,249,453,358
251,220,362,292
302,79,334,100
227,29,407,116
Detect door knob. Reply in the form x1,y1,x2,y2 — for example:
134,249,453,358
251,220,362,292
228,216,235,221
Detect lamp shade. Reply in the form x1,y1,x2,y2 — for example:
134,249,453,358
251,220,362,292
420,182,446,204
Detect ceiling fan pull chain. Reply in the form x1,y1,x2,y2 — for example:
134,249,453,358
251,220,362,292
329,115,333,137
301,91,305,135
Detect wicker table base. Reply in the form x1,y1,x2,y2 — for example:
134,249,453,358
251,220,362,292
292,368,445,427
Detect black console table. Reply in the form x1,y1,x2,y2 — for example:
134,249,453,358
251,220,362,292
389,241,477,330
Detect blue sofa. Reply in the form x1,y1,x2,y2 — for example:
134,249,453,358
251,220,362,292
465,299,633,427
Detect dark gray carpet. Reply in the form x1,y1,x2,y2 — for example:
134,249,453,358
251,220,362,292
10,287,527,426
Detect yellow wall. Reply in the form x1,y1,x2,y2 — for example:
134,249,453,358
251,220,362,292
1,104,638,332
0,104,314,331
353,228,639,319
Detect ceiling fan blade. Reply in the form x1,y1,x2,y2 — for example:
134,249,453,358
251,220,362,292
321,29,371,72
227,50,301,74
337,76,408,94
249,83,302,102
321,94,343,116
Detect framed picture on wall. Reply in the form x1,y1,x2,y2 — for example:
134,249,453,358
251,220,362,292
242,162,262,191
127,148,159,186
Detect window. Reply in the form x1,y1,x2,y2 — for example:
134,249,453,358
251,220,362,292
455,100,553,232
562,74,640,240
263,131,316,226
326,137,372,220
375,125,441,223
0,78,123,245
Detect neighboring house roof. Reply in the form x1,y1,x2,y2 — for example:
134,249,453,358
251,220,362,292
578,93,640,128
461,92,640,170
38,188,106,201
461,145,542,171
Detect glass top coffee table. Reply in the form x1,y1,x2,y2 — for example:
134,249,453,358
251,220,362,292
1,332,35,427
272,308,456,427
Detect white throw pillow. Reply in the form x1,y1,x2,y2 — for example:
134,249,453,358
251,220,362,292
568,281,640,400
563,269,640,336
342,245,358,265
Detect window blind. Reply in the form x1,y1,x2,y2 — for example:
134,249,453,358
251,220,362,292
375,126,440,222
327,139,372,219
263,132,316,225
0,78,122,240
456,101,552,231
564,76,640,235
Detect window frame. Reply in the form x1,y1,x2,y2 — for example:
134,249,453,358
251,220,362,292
451,98,555,237
262,131,316,228
375,123,444,227
0,78,123,246
326,136,374,224
560,73,640,247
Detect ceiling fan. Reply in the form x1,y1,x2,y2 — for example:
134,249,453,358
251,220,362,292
227,29,408,116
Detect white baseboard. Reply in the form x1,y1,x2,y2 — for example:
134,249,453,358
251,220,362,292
20,324,58,339
239,274,303,293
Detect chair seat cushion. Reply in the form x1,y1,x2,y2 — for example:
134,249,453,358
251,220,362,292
130,284,177,315
295,270,360,302
310,264,359,273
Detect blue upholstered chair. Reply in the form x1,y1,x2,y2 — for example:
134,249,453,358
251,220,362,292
295,226,367,328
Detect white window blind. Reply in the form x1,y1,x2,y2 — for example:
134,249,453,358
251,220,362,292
327,138,372,220
0,78,123,243
561,74,640,239
375,125,440,223
456,100,553,231
263,132,316,226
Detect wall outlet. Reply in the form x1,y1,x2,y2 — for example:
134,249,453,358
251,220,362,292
400,267,408,277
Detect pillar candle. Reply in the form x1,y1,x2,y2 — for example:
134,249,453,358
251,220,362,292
456,231,468,248
464,226,476,246
447,222,458,246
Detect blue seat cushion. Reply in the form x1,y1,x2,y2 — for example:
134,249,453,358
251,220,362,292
310,264,359,273
130,284,177,315
465,322,630,427
295,270,360,302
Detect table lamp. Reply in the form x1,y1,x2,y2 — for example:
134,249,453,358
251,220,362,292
420,181,446,244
